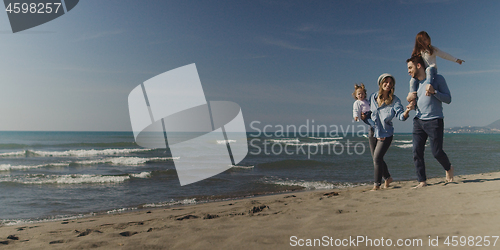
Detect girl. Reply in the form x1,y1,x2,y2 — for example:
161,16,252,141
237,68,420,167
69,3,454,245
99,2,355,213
407,31,464,101
352,83,373,126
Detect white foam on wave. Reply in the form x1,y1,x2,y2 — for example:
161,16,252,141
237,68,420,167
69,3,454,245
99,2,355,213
130,172,151,178
8,174,130,185
0,151,27,157
216,140,237,144
31,148,153,157
1,171,154,184
394,140,412,143
1,213,94,226
0,164,42,171
268,138,341,146
106,207,138,214
285,141,340,146
0,163,70,171
309,137,343,140
0,157,166,171
267,139,300,143
75,157,177,165
262,177,359,190
143,198,197,208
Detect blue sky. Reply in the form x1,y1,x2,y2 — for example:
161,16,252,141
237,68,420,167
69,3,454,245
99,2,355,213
0,0,499,132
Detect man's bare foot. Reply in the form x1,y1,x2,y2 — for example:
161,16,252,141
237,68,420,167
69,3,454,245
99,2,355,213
370,185,380,191
413,182,427,189
446,166,454,182
384,177,393,189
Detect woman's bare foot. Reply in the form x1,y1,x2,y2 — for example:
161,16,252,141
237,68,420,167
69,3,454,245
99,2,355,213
384,177,393,189
370,185,380,191
413,182,427,189
446,166,454,182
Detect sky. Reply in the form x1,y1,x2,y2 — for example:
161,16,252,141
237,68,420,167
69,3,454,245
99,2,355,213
0,0,499,133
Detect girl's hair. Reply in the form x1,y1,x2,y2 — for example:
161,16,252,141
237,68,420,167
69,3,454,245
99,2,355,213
377,77,395,106
411,31,435,57
352,83,366,100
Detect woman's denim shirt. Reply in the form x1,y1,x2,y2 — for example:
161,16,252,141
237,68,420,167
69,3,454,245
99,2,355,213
369,92,408,138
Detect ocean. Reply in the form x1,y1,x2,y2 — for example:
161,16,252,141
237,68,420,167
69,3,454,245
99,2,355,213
0,131,498,225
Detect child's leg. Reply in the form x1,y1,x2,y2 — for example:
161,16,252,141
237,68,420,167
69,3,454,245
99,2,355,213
407,77,418,102
409,77,418,92
362,111,375,127
423,66,437,87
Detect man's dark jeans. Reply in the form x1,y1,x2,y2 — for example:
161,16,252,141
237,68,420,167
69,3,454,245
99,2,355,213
413,117,452,182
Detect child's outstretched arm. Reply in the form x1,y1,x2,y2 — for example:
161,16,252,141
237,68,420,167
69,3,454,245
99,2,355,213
434,46,464,65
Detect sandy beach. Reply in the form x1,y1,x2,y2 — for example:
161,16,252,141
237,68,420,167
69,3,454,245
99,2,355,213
0,171,499,249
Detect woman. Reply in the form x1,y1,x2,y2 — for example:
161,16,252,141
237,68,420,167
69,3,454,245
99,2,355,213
369,73,411,191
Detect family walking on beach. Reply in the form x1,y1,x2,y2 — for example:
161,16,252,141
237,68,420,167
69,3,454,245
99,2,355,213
352,31,464,190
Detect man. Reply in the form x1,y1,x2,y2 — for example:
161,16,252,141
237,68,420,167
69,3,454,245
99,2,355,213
406,55,454,188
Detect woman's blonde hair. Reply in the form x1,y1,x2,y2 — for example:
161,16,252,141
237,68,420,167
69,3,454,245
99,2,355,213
377,75,395,106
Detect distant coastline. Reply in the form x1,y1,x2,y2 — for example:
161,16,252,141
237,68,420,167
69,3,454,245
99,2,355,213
445,126,500,134
445,118,500,134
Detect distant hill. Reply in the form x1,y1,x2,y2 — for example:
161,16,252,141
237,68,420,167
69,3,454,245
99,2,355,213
444,119,500,134
486,119,500,129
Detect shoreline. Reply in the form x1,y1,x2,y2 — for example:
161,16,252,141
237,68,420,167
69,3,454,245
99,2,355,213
1,171,500,249
0,179,366,227
0,183,356,227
